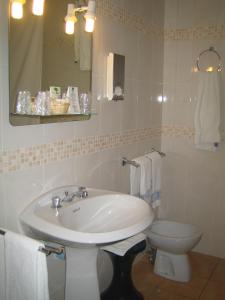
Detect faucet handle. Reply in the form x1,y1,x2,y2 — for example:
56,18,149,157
78,186,88,198
78,186,86,191
51,196,62,208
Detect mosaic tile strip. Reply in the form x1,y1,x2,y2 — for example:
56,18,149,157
162,126,225,141
96,0,164,38
164,25,225,41
0,128,161,174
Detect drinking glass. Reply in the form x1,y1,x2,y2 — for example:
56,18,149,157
16,90,31,114
79,93,91,114
34,91,50,115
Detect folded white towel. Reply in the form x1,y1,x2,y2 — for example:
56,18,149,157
4,231,49,300
130,156,152,204
195,72,221,151
101,233,146,256
130,161,141,196
145,152,162,208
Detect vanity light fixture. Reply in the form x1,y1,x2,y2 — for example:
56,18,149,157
65,4,78,35
84,0,96,32
32,0,45,16
65,0,96,35
11,0,26,19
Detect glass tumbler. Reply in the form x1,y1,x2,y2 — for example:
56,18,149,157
79,93,91,114
16,90,31,114
34,91,50,115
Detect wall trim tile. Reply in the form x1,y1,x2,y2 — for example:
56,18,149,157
164,25,225,41
96,0,163,38
0,127,161,174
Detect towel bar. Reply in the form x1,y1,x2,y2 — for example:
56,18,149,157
122,157,140,168
196,46,222,72
39,245,64,256
122,149,166,168
0,229,63,256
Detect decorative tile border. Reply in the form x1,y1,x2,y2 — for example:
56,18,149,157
96,0,164,38
96,0,225,41
1,126,224,173
162,126,194,138
0,127,161,174
161,125,225,141
164,25,225,41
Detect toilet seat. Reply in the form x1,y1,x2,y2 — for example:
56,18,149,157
150,220,202,239
147,220,202,254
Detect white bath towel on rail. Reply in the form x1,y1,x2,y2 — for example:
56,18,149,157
4,231,49,300
195,72,221,151
130,156,152,204
145,152,162,208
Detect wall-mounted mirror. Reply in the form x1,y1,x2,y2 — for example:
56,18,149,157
9,0,93,125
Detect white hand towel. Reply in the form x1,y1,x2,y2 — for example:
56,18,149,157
5,231,49,300
145,152,162,208
195,72,221,151
130,163,141,196
130,156,152,204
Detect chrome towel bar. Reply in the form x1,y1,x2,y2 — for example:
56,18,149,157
39,245,64,256
0,228,63,256
122,148,166,168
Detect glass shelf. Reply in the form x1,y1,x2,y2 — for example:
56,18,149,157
10,113,91,126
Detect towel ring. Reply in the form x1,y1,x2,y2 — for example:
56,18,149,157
196,47,222,72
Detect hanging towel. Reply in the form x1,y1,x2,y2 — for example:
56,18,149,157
74,14,92,71
145,152,162,208
130,162,141,197
129,156,152,204
4,231,49,300
194,72,221,151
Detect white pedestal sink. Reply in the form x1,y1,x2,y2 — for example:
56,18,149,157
20,186,154,300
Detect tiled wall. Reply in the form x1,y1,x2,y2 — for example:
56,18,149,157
0,0,164,234
161,0,225,259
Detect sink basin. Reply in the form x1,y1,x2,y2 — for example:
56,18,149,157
20,186,154,245
20,185,154,300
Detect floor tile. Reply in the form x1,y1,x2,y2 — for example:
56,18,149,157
146,286,194,300
159,276,207,300
210,259,225,283
189,252,219,280
199,281,225,300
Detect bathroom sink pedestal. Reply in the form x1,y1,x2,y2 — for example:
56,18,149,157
65,246,100,300
101,240,146,300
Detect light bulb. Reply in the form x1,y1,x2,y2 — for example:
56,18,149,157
65,20,75,35
32,0,45,16
85,17,95,32
11,0,26,19
65,4,77,35
84,0,96,32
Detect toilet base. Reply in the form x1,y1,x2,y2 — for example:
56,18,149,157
154,250,191,282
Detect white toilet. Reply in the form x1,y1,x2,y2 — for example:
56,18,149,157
147,220,202,282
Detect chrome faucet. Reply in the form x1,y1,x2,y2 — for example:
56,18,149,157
51,187,88,208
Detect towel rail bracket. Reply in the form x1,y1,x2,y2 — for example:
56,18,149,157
122,148,166,168
39,245,64,256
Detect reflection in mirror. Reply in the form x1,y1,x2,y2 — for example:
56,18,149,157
9,0,93,125
106,53,125,101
